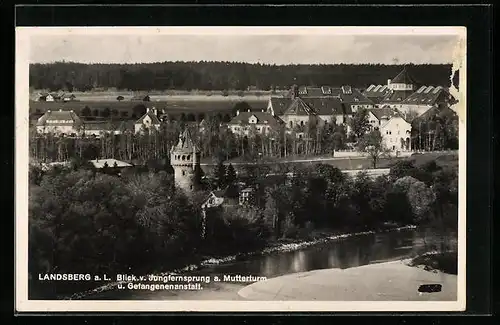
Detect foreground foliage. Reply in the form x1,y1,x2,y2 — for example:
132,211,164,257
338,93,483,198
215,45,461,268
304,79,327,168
28,157,458,298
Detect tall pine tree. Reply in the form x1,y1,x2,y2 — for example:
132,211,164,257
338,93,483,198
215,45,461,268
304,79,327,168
226,163,237,186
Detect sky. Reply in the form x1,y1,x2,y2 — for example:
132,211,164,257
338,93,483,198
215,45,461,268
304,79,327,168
29,32,460,65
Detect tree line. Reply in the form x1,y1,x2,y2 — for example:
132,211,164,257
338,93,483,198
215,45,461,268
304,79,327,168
28,155,458,299
30,61,453,92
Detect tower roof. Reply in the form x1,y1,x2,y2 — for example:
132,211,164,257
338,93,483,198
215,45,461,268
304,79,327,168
172,128,200,152
391,66,418,85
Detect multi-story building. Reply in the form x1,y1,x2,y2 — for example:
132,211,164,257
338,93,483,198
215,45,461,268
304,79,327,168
379,66,419,109
227,110,284,136
36,109,83,135
266,85,372,136
373,67,456,117
399,85,457,118
362,85,390,106
366,107,401,131
379,113,412,152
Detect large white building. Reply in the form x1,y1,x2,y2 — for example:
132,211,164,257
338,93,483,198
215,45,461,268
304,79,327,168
379,114,412,152
36,109,83,135
227,110,284,136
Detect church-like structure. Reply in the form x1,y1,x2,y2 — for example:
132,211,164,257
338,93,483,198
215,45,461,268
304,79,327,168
170,128,201,194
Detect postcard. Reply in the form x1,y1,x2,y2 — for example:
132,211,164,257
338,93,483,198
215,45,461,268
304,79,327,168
16,26,466,312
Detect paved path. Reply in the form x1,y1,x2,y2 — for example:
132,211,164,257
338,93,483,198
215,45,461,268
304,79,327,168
238,260,457,301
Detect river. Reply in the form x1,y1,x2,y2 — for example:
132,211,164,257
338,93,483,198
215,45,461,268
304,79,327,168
83,228,456,300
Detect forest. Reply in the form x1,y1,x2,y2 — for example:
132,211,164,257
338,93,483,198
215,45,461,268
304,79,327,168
28,155,458,299
29,61,453,92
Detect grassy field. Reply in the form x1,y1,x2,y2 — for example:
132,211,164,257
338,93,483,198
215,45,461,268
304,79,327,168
29,98,269,117
199,151,458,175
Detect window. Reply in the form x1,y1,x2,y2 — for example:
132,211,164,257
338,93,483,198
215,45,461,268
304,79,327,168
190,185,193,190
182,155,185,161
182,170,186,176
187,155,190,160
300,121,304,126
289,121,293,128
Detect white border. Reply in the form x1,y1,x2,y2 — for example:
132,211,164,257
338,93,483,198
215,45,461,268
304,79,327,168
15,26,467,313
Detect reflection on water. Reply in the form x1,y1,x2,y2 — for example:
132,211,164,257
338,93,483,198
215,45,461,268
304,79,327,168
196,229,456,280
87,228,457,299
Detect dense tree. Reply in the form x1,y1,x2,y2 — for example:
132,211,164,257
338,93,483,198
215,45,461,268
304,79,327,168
100,107,111,118
226,163,237,185
357,129,389,168
348,108,371,141
29,62,452,91
28,154,458,299
211,162,226,190
81,106,91,117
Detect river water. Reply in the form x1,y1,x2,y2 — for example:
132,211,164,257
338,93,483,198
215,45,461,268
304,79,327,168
84,228,456,300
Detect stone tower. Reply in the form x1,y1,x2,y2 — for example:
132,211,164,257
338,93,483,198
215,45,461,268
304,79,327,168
170,128,201,194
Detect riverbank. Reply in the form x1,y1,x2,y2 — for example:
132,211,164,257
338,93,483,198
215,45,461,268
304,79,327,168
66,225,417,300
237,258,458,301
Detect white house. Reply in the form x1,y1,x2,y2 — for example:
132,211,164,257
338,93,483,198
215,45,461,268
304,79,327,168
36,109,83,135
366,108,401,131
380,115,412,152
227,110,284,136
134,107,161,134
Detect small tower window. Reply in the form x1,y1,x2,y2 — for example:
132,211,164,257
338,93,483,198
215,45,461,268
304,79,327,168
187,155,190,160
182,155,185,161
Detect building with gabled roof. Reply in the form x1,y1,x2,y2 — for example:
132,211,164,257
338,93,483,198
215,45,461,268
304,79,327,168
366,107,402,130
268,85,373,116
36,109,83,135
399,85,457,117
227,111,284,136
379,113,412,152
170,128,201,194
280,92,320,134
380,66,420,108
134,107,161,134
362,84,391,105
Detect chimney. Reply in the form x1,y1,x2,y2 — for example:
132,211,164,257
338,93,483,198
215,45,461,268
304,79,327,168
236,110,240,116
387,79,391,86
152,107,157,115
146,107,150,113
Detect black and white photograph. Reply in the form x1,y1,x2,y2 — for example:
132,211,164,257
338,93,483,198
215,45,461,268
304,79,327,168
16,26,466,312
